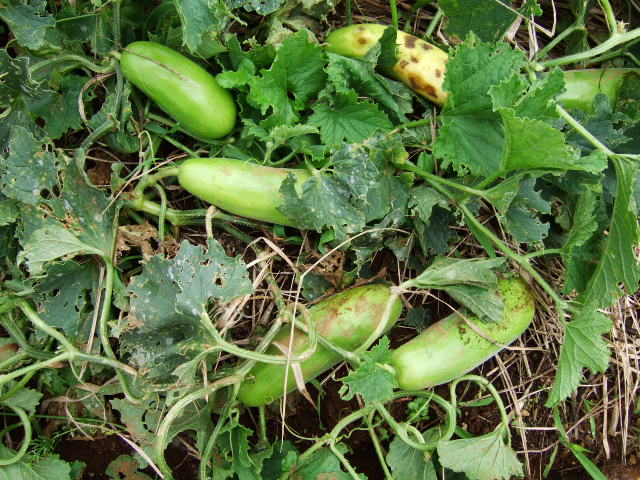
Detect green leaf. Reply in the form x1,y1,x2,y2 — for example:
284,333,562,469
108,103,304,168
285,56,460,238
410,257,505,289
261,441,299,480
561,186,601,294
377,25,399,70
248,31,327,128
0,449,72,480
515,68,565,120
0,199,19,226
433,39,526,176
122,239,252,382
0,126,62,206
440,0,517,43
214,419,274,479
339,337,397,404
437,429,523,480
578,157,640,309
386,436,437,480
227,0,286,15
325,51,411,124
410,185,449,222
499,109,574,171
0,2,56,50
105,455,153,480
409,257,506,321
500,176,551,243
308,92,392,146
30,76,86,140
111,397,211,458
285,445,355,480
35,260,99,338
279,171,366,236
173,0,228,52
546,309,612,407
1,385,42,414
563,443,607,480
279,135,406,239
17,225,103,275
173,238,254,311
268,124,319,145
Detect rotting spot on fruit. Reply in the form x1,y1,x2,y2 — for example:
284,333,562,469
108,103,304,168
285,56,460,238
411,56,418,63
421,42,432,50
408,74,437,99
357,26,366,32
435,69,442,78
404,35,417,49
358,36,369,45
399,60,409,69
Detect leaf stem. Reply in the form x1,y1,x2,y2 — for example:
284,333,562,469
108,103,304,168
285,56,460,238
153,185,168,241
29,55,114,75
395,161,489,198
127,198,255,227
523,248,562,259
389,0,399,30
537,28,640,68
556,105,615,156
457,202,565,313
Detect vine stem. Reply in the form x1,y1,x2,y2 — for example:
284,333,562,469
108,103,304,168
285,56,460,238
155,376,243,479
598,0,619,35
0,405,30,466
457,202,565,315
425,8,443,39
450,375,512,444
393,161,566,317
198,311,318,365
0,350,136,387
537,27,640,68
374,391,456,451
126,198,256,227
365,413,393,480
198,386,239,480
536,0,588,59
99,262,145,403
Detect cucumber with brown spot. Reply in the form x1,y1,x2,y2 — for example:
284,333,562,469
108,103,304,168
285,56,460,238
325,24,449,105
390,276,535,391
237,284,402,407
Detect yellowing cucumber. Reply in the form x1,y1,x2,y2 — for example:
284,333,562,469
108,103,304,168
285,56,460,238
325,24,449,105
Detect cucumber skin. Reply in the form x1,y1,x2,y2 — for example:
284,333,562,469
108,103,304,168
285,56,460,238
559,68,639,112
177,157,311,226
237,285,402,407
390,277,535,391
120,42,236,141
325,24,449,105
